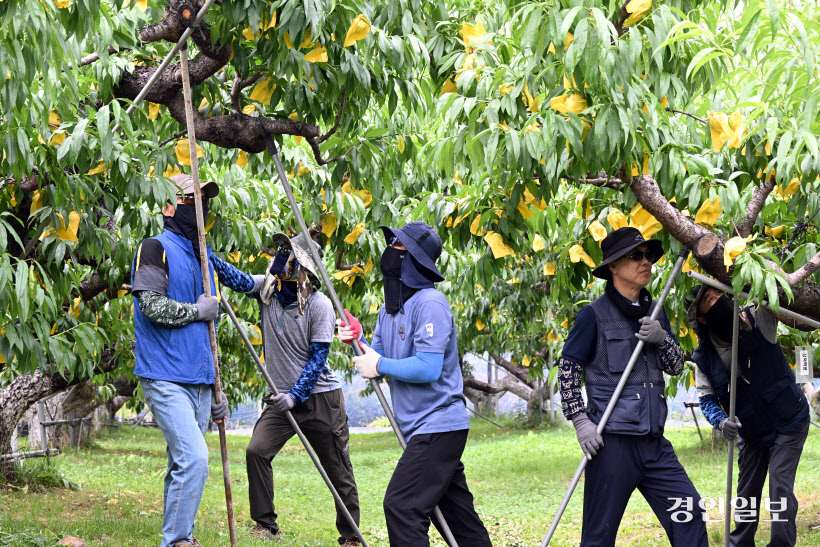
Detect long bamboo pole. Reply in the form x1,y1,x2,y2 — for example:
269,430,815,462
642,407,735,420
540,247,690,546
218,293,369,546
179,44,237,547
259,132,460,547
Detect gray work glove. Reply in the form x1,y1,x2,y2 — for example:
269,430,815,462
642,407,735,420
571,413,604,460
719,417,742,441
635,316,667,345
195,294,219,321
271,393,295,413
211,394,228,423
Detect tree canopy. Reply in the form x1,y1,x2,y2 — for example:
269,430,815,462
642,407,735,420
1,0,818,438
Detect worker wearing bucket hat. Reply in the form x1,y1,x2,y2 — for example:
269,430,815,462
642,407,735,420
337,221,492,547
131,174,225,547
686,285,809,546
556,227,708,546
210,232,361,546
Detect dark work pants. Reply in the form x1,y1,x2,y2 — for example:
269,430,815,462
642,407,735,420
730,420,809,547
245,389,360,543
581,433,708,546
383,429,492,547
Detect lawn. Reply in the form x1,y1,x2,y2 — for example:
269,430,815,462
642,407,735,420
1,420,818,546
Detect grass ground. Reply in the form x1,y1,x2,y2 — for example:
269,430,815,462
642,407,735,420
1,420,819,546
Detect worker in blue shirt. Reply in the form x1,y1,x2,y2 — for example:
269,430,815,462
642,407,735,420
132,174,228,547
557,227,708,546
337,222,492,547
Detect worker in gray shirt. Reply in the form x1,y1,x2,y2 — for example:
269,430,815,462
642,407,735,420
212,232,360,546
687,285,809,547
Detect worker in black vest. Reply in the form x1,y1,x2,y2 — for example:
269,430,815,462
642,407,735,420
687,284,809,547
558,227,708,546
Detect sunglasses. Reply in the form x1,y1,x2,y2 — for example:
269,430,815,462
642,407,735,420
623,249,657,262
178,195,209,206
388,236,401,246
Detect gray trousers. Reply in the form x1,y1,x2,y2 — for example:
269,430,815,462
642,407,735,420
245,389,360,543
730,420,809,547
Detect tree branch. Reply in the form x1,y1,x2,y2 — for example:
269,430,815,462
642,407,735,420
630,174,820,325
488,352,530,385
230,73,263,113
665,108,708,125
319,87,346,143
463,375,533,401
566,171,628,191
784,251,820,286
736,175,776,237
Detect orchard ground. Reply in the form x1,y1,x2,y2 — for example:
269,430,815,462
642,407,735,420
1,421,819,546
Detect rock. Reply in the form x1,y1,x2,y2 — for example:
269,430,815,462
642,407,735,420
57,537,87,547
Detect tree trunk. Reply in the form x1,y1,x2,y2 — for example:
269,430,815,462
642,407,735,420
0,349,120,472
804,382,820,417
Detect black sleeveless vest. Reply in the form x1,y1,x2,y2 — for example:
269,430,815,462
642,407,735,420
585,293,668,436
692,308,808,447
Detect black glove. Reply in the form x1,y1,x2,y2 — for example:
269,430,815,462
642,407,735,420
571,413,604,460
720,417,742,441
211,394,228,423
195,294,219,321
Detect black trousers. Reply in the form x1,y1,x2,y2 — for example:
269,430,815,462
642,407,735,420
383,429,492,547
581,433,709,546
245,389,360,543
730,420,809,547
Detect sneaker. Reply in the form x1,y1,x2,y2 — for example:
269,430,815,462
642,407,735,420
249,524,281,542
340,540,361,547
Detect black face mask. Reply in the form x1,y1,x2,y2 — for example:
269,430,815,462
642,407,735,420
704,295,735,342
381,246,418,314
165,202,209,248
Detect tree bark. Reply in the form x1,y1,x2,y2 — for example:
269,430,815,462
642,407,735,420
0,349,120,472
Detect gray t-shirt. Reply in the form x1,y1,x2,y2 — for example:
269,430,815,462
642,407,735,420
251,280,341,395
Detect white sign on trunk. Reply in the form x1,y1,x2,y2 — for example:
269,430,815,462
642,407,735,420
795,346,814,384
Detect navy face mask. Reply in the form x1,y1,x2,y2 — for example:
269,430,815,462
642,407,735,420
165,201,209,248
381,246,418,314
704,295,735,342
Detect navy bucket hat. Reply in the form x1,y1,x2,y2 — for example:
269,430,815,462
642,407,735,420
380,221,445,283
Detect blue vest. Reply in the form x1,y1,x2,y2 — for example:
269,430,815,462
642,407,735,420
692,309,808,447
132,230,217,385
584,294,668,436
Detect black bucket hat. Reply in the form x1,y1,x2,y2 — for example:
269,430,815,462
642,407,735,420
592,227,665,280
380,221,444,282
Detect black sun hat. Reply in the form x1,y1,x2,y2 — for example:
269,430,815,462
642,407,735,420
592,227,665,280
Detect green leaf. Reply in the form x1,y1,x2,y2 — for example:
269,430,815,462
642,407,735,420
736,10,762,55
765,0,780,37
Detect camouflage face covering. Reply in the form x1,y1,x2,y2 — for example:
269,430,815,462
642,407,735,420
260,254,316,317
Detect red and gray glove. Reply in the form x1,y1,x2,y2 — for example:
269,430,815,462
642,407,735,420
336,309,362,345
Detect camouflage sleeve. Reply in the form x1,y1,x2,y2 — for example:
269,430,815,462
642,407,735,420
137,291,198,328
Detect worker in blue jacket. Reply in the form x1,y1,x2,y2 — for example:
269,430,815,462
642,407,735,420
337,222,492,547
687,284,809,547
131,174,228,547
558,227,708,546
